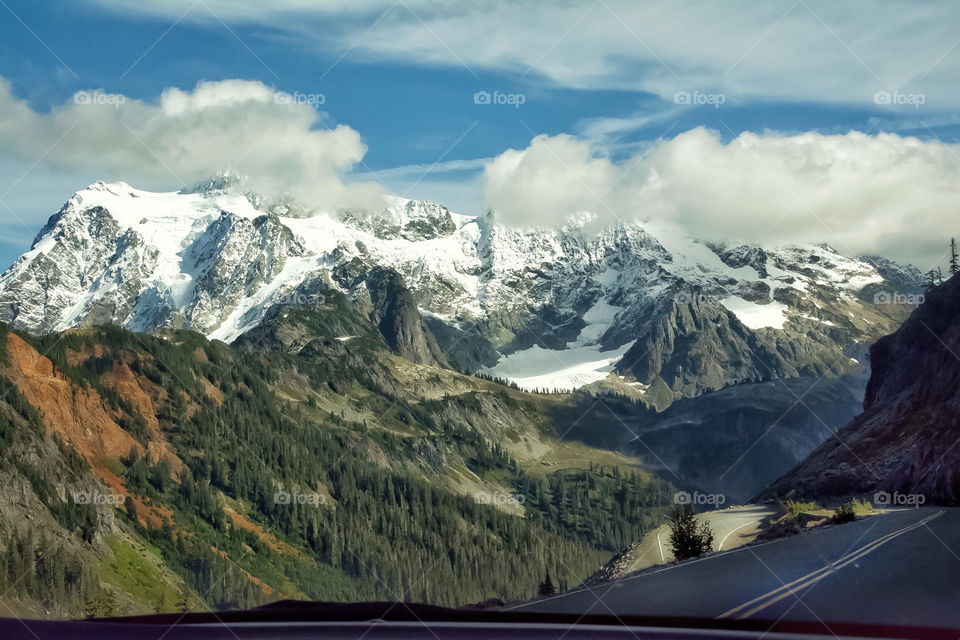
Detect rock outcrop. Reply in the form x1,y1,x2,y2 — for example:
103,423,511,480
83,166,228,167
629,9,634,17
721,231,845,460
760,275,960,504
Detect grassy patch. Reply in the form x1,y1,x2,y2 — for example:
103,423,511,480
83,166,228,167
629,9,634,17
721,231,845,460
642,377,677,411
784,500,821,516
98,535,171,611
480,466,514,487
849,498,873,515
104,457,127,477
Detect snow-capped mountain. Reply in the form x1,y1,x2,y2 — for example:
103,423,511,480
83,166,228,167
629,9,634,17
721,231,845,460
0,179,923,398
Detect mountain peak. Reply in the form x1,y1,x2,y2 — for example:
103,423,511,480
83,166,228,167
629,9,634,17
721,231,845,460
85,179,134,195
179,173,248,196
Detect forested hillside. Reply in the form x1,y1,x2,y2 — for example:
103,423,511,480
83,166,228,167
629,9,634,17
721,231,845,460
0,294,675,617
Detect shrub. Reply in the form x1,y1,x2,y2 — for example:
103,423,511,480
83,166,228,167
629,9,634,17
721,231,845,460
833,498,872,523
832,501,856,523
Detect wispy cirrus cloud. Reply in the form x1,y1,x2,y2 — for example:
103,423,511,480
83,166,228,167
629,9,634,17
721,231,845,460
88,0,960,110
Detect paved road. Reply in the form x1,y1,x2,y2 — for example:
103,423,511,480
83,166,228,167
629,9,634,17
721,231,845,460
511,508,960,628
624,505,773,575
694,505,774,553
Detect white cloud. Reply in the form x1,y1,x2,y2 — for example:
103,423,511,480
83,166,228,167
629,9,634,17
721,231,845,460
481,128,960,267
88,0,960,108
372,157,491,182
0,77,383,212
483,134,618,228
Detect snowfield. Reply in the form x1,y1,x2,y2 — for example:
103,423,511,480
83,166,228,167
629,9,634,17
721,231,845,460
480,341,635,392
720,296,789,330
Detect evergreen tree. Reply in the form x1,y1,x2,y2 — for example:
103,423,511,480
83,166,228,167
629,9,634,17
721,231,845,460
951,238,959,276
537,570,556,597
667,505,714,561
125,496,139,526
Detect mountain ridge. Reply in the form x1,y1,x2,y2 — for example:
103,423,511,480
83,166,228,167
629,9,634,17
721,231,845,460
0,179,923,404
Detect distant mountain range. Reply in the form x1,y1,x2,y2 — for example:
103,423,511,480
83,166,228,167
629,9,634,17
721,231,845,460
0,178,932,504
0,178,923,401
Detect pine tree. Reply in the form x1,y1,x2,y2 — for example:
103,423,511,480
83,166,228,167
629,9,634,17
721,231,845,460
537,570,556,597
125,496,139,526
667,504,715,560
951,238,959,276
926,269,939,291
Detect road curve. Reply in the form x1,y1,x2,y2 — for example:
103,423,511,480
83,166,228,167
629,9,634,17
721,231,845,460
648,505,773,566
510,507,959,628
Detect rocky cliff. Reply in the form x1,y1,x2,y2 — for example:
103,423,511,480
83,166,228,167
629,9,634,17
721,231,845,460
760,275,960,504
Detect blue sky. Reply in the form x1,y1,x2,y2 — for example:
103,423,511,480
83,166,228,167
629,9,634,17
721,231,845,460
2,0,960,269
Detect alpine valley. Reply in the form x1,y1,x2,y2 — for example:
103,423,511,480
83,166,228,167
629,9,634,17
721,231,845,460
0,178,925,617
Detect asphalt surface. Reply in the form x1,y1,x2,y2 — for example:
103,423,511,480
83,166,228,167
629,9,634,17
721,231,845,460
620,505,773,576
692,505,774,553
510,507,960,628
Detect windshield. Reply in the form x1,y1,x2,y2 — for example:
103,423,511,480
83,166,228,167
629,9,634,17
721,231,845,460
0,0,957,635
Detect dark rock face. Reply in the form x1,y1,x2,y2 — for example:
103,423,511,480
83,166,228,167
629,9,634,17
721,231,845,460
364,266,447,367
615,298,844,398
856,254,926,304
709,242,769,278
330,261,450,367
760,275,960,504
421,316,501,371
185,212,306,333
618,299,768,396
233,288,376,354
